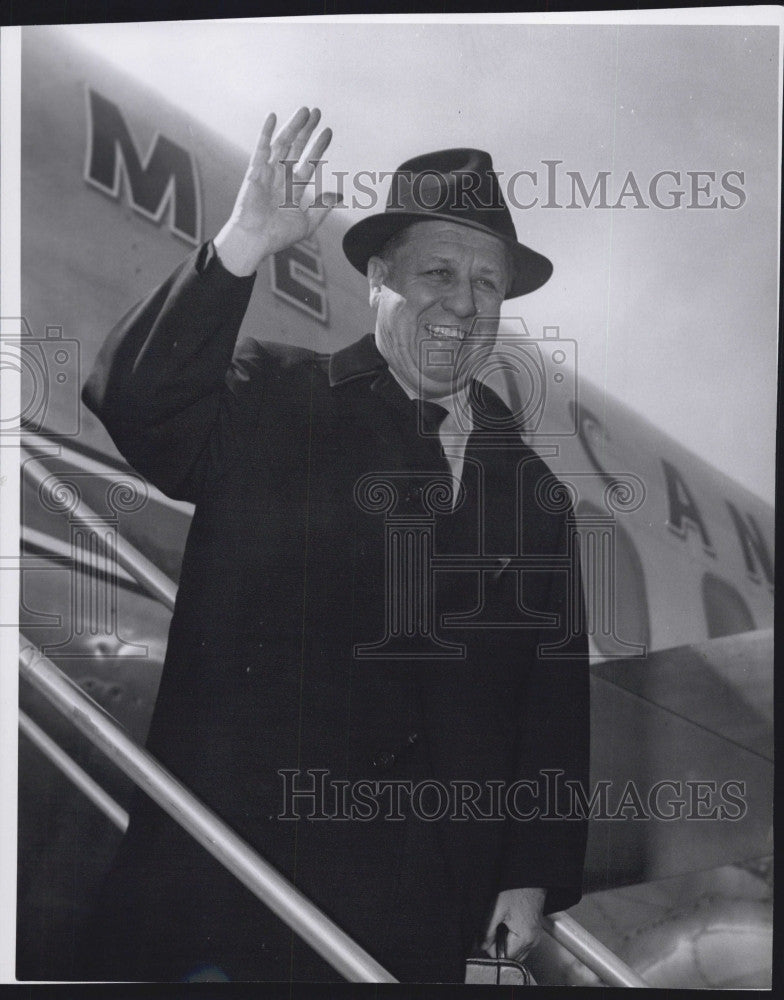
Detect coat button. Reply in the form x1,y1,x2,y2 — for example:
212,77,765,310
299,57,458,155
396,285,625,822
372,750,396,771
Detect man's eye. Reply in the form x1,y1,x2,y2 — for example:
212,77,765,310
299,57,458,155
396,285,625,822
476,278,498,290
426,268,451,278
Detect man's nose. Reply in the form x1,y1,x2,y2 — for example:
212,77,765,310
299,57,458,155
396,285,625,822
442,278,477,320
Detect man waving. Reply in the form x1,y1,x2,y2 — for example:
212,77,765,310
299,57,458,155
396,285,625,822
79,107,589,983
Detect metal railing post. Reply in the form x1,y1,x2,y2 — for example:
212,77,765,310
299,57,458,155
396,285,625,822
18,710,130,832
543,911,649,987
18,635,397,984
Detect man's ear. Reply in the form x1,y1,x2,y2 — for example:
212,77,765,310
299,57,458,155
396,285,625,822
367,256,388,309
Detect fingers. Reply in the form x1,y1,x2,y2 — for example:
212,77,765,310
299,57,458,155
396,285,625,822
505,925,541,963
480,898,507,955
479,926,501,956
480,921,507,958
297,126,333,185
248,112,276,178
479,890,544,964
480,926,535,963
271,105,311,163
252,107,332,182
288,107,321,164
480,921,535,959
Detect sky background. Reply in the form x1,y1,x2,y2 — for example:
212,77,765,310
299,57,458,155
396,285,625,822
58,17,780,502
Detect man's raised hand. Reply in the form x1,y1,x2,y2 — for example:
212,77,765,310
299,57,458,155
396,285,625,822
214,107,340,276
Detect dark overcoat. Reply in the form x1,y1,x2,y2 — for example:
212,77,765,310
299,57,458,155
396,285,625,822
78,240,589,983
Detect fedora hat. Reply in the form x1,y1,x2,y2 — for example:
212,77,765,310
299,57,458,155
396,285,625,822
342,148,552,299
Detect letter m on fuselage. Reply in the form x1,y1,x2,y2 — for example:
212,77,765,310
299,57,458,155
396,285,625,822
85,88,201,245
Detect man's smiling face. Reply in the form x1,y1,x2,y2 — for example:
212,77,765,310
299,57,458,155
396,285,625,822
367,220,509,399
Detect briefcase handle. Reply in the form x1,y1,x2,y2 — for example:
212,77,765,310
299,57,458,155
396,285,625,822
496,921,510,959
464,922,538,986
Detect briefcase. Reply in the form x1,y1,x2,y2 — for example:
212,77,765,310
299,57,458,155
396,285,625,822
464,922,537,985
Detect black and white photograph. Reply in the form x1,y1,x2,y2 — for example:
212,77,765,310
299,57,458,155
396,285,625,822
0,9,779,988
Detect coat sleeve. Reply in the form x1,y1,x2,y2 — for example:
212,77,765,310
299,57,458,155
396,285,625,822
81,240,258,502
499,507,591,916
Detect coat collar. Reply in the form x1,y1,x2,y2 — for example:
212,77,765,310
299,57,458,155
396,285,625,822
328,333,387,387
327,332,522,433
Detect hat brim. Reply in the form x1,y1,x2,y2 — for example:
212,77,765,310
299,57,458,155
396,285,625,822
342,212,552,299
